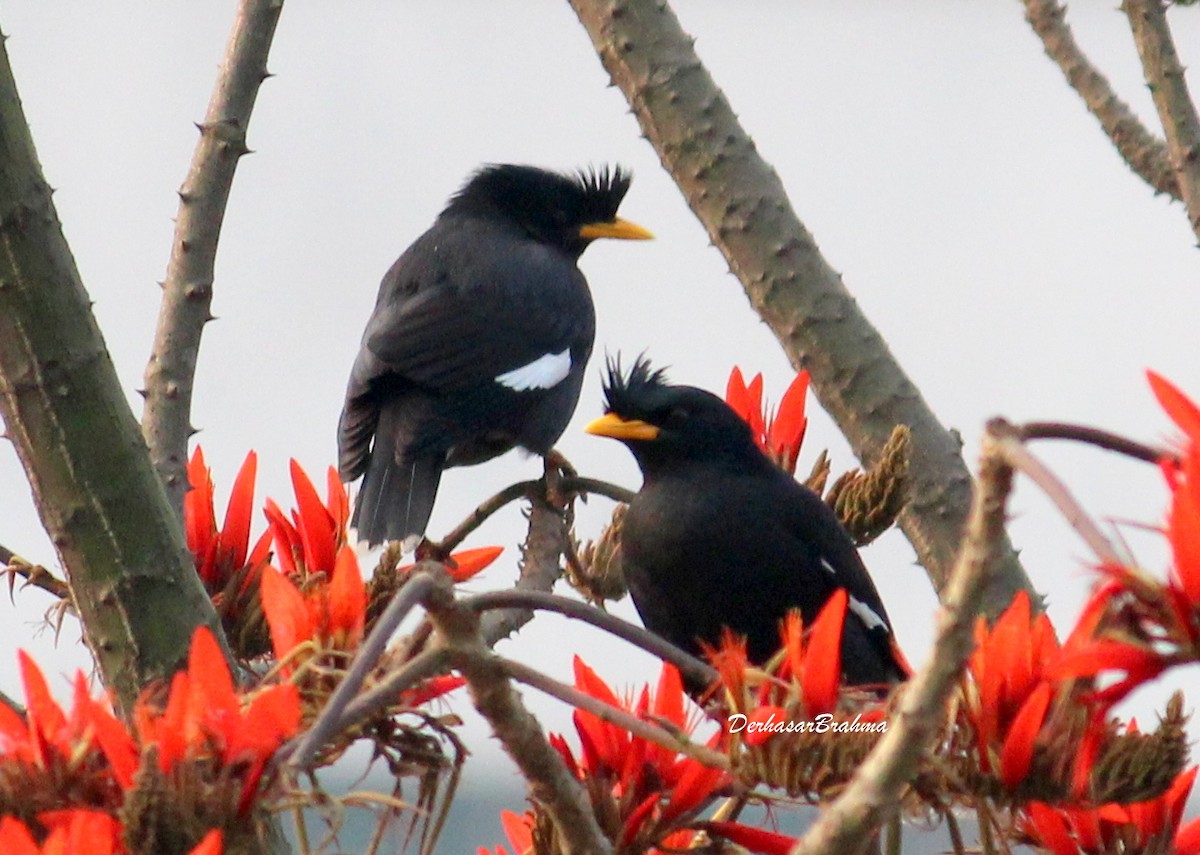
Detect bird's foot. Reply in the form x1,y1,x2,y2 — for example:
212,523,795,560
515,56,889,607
541,448,578,510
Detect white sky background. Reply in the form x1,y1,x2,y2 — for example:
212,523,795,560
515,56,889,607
3,0,1200,839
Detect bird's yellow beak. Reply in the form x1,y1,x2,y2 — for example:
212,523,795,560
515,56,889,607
585,412,660,441
578,217,654,241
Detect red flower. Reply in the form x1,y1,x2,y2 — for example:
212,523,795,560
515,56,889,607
965,591,1064,786
1023,766,1199,854
134,627,300,811
477,809,534,855
0,652,137,793
0,813,222,855
705,820,799,855
263,459,350,578
552,658,729,850
260,545,367,665
185,448,272,591
726,367,810,473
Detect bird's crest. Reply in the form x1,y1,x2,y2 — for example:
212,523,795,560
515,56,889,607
602,354,670,416
446,163,632,225
575,164,633,223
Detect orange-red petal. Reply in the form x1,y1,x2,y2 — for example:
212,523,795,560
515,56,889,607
802,589,846,716
446,546,505,583
706,821,798,855
999,681,1052,788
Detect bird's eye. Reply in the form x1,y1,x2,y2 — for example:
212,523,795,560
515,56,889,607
664,406,689,427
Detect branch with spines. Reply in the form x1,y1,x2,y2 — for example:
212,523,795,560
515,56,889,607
141,0,285,515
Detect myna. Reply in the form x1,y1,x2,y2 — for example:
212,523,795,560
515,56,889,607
586,357,907,686
339,164,651,548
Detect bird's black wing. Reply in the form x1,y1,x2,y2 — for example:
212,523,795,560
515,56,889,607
362,222,595,392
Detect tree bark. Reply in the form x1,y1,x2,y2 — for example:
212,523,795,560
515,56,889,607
567,0,1037,617
142,0,284,515
0,31,223,711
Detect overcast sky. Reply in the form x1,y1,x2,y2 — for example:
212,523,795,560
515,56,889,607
3,0,1200,844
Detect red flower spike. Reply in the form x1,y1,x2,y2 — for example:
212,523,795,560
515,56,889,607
802,588,846,716
188,830,224,855
743,705,788,747
18,651,66,766
263,499,302,576
1178,816,1200,855
1051,639,1169,701
659,740,729,825
0,816,41,855
446,545,505,582
999,680,1052,788
220,451,257,572
328,546,366,649
185,447,217,567
768,370,810,473
1025,803,1078,855
703,629,749,700
706,820,799,855
1148,370,1200,445
1168,451,1200,603
260,566,314,664
400,674,467,707
326,466,350,536
725,368,765,441
499,811,534,855
289,459,337,574
36,809,121,855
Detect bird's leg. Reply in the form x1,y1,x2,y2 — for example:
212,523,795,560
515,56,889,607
541,447,578,510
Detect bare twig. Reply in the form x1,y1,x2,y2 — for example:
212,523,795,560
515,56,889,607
141,0,285,513
464,589,716,688
1022,0,1179,199
566,0,1035,617
479,479,572,647
333,647,453,740
423,570,615,855
560,475,636,504
286,571,439,770
1,544,68,600
500,655,731,771
994,421,1125,568
789,420,1018,855
1019,421,1172,465
1123,0,1200,240
428,480,538,556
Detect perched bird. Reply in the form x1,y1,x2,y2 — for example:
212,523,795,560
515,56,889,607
586,357,908,687
339,164,651,548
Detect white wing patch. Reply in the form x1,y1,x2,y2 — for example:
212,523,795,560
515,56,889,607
495,349,572,391
848,595,889,633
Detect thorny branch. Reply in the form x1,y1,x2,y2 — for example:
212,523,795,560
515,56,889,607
423,569,615,855
141,0,285,515
566,0,1035,617
1,543,68,600
1122,0,1200,242
1021,0,1179,199
790,421,1017,855
464,589,716,688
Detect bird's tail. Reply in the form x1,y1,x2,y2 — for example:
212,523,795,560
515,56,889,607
351,408,444,549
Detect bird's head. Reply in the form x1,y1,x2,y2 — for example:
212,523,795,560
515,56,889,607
445,164,652,256
586,355,761,474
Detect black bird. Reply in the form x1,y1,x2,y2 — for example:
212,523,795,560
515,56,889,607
339,164,651,548
585,357,908,687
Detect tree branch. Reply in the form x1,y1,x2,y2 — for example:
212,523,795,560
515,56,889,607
789,420,1017,855
566,0,1035,617
1,543,68,600
0,24,223,712
423,570,615,855
141,0,285,514
1123,0,1200,241
464,589,716,688
1022,0,1179,199
1019,421,1171,465
479,487,571,647
994,422,1124,569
